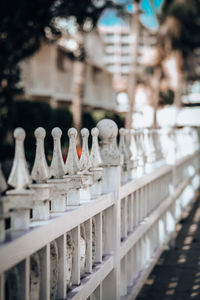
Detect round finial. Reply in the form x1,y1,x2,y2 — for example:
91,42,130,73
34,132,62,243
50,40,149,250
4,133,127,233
91,127,99,137
68,128,77,138
119,128,126,136
52,127,62,139
81,128,89,137
34,127,46,139
97,119,118,140
14,128,25,141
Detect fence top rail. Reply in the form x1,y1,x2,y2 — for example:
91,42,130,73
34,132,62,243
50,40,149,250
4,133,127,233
0,192,113,273
119,163,172,199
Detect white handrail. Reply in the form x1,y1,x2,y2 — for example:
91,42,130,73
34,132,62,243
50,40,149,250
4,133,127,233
0,120,199,300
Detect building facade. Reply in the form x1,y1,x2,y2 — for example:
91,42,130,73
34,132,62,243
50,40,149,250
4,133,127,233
99,24,157,91
20,31,117,112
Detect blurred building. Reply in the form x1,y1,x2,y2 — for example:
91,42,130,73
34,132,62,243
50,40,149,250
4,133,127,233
99,24,157,92
20,30,117,112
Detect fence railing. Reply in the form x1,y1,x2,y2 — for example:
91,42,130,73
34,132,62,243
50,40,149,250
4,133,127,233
0,119,199,300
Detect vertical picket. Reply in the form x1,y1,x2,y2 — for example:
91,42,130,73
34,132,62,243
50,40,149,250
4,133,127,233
94,212,103,264
71,225,81,285
39,244,50,300
57,234,67,299
85,218,93,273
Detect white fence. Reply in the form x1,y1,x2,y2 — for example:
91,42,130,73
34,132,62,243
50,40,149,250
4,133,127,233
0,119,200,300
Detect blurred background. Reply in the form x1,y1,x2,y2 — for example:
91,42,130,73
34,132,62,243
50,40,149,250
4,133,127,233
0,0,200,171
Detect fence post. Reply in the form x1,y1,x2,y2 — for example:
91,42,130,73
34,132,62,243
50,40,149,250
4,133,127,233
97,119,122,300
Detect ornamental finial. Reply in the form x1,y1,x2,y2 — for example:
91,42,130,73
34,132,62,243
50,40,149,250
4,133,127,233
90,127,102,168
65,128,80,175
8,128,31,189
97,119,121,166
119,128,129,164
79,128,91,171
31,127,49,183
49,127,65,179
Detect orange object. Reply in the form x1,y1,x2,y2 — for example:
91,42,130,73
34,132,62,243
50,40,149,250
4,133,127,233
77,147,82,159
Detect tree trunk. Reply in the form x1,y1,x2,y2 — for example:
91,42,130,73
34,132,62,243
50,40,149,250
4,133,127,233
152,66,161,128
72,60,85,146
125,0,141,130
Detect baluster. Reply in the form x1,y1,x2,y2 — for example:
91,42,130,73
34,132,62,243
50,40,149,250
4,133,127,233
135,130,145,177
71,225,81,285
119,128,129,183
85,218,92,273
90,127,104,198
64,128,82,206
30,127,52,220
143,129,153,173
79,128,93,200
93,212,103,264
97,119,121,299
130,129,138,179
48,127,69,212
6,128,34,230
120,255,127,297
124,129,134,180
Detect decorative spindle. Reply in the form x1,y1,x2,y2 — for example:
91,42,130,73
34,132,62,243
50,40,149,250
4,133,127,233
30,127,51,221
65,128,80,175
143,129,154,173
134,130,145,177
48,127,68,212
80,128,91,171
90,128,102,168
90,128,104,197
119,128,129,183
6,128,34,231
124,129,132,161
8,128,31,189
49,127,65,179
124,129,134,180
97,119,122,193
130,129,139,178
31,127,49,183
79,128,93,200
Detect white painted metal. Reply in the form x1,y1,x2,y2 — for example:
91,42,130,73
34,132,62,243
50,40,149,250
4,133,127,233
0,121,199,300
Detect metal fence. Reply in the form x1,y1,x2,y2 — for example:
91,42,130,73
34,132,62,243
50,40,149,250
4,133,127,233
0,119,199,300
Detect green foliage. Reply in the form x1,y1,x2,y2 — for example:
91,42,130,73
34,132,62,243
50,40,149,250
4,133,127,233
0,100,72,163
159,89,174,106
160,0,200,55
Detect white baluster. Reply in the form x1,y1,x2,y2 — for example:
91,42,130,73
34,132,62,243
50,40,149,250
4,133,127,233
6,128,34,230
135,130,145,177
65,128,80,175
97,119,121,299
119,128,129,183
124,129,134,180
49,127,65,179
80,128,91,171
130,129,138,179
64,128,82,206
48,128,69,212
90,128,104,198
30,127,52,220
79,128,93,201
